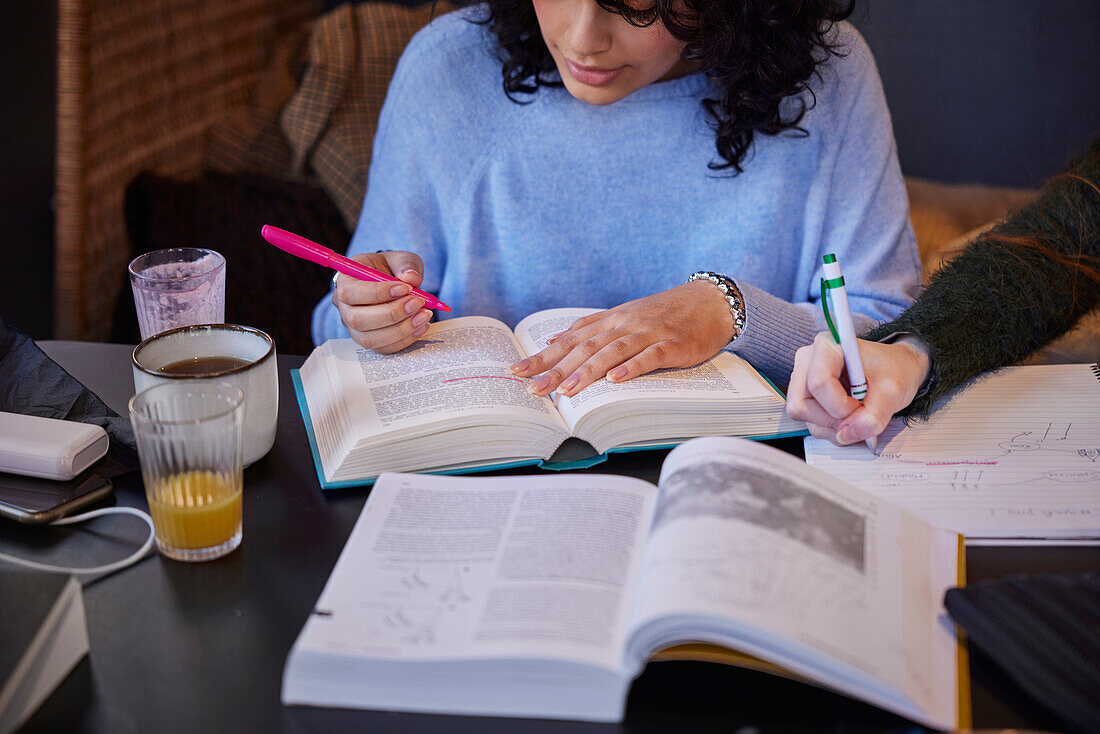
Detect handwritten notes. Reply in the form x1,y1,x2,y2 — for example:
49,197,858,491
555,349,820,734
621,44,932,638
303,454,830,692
805,365,1100,539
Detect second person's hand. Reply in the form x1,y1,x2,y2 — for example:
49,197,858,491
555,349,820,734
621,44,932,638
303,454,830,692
786,332,932,445
333,251,435,354
509,280,736,397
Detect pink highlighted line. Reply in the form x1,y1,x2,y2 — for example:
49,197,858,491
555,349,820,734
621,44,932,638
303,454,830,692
925,461,999,466
442,375,526,384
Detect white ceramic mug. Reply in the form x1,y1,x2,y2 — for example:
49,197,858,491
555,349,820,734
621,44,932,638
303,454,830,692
132,324,278,467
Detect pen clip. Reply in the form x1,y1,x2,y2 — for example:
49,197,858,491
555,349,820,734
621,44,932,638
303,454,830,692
820,277,841,344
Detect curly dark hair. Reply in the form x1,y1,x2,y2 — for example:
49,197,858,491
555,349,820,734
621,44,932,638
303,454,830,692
471,0,856,173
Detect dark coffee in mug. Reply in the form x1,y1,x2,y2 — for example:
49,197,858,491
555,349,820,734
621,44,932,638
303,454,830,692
132,324,278,466
157,356,252,376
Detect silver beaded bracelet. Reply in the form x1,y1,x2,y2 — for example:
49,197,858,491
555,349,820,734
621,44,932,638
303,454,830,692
688,271,747,342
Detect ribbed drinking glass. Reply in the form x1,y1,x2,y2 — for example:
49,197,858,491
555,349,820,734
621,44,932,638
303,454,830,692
129,381,244,562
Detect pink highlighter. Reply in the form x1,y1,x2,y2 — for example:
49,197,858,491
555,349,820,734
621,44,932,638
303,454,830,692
260,225,451,312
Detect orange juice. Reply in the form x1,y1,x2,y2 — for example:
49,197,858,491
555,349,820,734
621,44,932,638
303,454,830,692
147,470,242,550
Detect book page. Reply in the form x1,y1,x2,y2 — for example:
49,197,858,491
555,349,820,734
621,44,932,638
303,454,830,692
804,364,1100,538
627,437,959,729
514,307,600,356
293,472,658,671
513,308,778,430
319,319,570,437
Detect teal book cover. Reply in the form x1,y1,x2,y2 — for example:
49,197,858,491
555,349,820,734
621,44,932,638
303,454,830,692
291,369,806,489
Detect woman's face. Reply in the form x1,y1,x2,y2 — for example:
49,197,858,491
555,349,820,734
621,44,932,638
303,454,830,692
532,0,689,105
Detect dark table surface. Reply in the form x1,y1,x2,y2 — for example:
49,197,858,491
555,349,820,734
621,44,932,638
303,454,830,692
6,341,1098,734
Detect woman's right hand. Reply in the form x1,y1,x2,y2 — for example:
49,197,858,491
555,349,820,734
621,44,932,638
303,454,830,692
332,251,435,353
786,332,932,445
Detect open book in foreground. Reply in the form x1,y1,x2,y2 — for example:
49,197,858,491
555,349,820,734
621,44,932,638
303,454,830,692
295,308,805,487
282,437,967,729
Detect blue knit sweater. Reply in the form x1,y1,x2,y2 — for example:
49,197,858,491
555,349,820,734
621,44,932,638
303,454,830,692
312,8,921,386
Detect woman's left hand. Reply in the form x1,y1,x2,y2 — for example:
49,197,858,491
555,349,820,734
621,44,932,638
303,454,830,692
509,280,736,397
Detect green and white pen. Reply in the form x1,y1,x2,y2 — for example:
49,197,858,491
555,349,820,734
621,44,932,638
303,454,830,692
821,253,875,451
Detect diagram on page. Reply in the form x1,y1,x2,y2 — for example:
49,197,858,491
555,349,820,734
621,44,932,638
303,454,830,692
803,362,1100,536
857,418,1100,491
876,420,1096,482
357,565,475,646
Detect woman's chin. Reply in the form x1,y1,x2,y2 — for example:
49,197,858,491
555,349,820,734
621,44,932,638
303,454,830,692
561,79,630,106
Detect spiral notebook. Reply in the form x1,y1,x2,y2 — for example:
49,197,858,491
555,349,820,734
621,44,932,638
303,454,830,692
804,364,1100,540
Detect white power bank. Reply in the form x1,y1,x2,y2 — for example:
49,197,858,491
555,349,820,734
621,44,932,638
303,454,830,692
0,412,110,481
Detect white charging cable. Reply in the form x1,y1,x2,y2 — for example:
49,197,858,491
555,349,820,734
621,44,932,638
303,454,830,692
0,506,155,576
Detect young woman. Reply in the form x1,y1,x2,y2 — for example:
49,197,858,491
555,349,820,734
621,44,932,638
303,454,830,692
787,134,1100,445
312,0,921,396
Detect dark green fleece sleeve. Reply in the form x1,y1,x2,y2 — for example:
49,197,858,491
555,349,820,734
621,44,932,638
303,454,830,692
864,135,1100,417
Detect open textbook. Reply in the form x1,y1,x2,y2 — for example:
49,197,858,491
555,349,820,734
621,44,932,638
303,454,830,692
295,308,804,487
805,364,1100,540
282,437,965,728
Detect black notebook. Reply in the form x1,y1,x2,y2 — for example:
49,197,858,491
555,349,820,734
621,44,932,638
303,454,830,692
944,573,1100,734
0,572,88,734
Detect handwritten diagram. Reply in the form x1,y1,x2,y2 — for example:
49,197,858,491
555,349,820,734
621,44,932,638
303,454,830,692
804,364,1100,536
874,420,1100,491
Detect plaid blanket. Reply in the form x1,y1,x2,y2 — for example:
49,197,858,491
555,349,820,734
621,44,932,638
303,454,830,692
204,2,442,229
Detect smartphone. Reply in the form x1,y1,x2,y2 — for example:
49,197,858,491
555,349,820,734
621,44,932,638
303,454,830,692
0,470,114,524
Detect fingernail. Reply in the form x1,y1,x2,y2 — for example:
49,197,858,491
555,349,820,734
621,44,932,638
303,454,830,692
412,324,429,337
607,366,627,381
411,310,431,328
836,427,857,445
401,269,420,279
510,359,529,374
404,297,424,315
527,376,550,395
390,283,410,298
560,374,580,392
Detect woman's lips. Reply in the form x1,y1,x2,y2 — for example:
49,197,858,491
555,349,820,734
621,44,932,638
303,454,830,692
564,59,624,86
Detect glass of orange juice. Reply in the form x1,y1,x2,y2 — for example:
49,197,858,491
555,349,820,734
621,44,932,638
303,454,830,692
129,381,244,562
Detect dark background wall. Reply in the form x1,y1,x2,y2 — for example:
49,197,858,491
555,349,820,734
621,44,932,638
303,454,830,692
1,2,55,340
851,0,1099,187
2,1,1097,342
